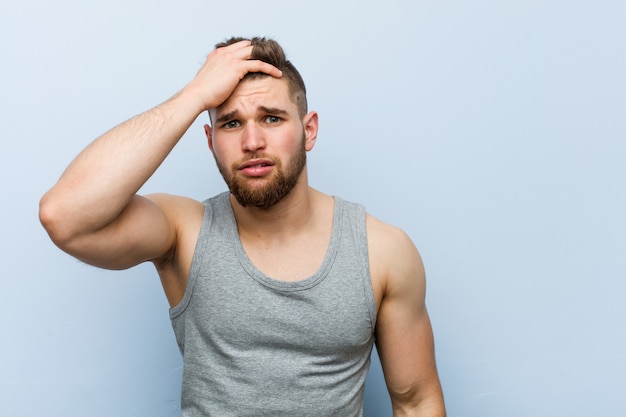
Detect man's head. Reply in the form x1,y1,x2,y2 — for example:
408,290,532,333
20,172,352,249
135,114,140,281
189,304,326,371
214,36,308,118
205,37,318,210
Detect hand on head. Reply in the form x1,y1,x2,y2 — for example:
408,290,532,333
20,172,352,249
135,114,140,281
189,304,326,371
184,40,282,112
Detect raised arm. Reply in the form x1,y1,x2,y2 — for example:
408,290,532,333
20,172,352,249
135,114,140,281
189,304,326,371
39,40,282,269
368,216,446,417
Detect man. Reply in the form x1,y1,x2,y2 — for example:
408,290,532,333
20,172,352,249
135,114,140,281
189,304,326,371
40,37,445,416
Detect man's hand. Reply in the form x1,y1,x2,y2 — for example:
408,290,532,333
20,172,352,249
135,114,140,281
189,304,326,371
182,40,283,112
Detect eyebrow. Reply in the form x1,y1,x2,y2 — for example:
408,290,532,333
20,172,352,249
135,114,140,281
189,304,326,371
215,106,289,125
258,106,289,116
215,110,238,125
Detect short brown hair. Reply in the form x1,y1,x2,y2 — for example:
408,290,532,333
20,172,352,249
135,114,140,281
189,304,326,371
215,36,308,118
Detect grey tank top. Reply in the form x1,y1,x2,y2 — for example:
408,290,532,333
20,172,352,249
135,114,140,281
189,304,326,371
170,192,376,417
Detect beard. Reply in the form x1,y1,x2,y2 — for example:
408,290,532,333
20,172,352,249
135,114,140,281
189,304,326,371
215,138,307,209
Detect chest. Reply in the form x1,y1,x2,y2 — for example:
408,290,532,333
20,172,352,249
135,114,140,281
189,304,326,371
183,217,378,351
240,234,329,282
195,275,374,355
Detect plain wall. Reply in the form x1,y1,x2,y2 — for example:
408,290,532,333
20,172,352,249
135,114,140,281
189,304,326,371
2,0,625,416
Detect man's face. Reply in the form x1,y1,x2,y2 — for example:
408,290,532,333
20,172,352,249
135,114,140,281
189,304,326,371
207,77,316,209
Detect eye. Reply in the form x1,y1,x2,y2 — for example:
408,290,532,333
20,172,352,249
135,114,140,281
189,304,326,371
265,115,281,124
222,120,240,129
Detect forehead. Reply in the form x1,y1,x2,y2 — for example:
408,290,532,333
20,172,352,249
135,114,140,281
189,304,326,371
213,77,295,119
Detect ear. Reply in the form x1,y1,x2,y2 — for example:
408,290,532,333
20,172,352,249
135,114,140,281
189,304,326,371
204,124,214,152
302,111,319,152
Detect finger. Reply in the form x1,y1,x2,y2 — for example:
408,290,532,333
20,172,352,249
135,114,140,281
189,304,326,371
224,39,251,49
209,41,252,62
233,45,254,60
245,60,283,78
221,40,252,54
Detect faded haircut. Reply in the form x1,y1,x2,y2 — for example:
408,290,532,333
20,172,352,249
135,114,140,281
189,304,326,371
215,36,308,118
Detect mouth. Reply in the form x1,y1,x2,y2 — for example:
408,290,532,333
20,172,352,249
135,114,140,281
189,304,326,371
237,158,276,177
238,159,275,170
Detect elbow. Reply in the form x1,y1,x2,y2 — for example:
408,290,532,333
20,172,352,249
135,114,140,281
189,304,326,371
390,383,446,417
39,191,78,250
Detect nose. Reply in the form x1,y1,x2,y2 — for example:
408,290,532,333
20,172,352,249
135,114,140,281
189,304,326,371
241,123,266,153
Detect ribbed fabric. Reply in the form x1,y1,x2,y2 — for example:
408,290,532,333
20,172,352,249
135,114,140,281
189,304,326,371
170,192,376,417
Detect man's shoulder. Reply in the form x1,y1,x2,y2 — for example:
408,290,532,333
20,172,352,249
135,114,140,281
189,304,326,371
365,213,424,286
331,195,418,258
144,193,211,238
366,213,413,248
147,193,208,284
146,192,206,213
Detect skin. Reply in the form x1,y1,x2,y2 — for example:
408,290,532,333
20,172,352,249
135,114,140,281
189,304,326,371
39,40,445,416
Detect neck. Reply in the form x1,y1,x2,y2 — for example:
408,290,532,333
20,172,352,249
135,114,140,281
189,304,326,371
230,177,319,237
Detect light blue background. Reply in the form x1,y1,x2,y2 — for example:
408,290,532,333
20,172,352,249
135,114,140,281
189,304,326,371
2,1,625,416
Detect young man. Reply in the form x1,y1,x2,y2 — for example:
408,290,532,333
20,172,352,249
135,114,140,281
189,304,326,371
40,37,445,417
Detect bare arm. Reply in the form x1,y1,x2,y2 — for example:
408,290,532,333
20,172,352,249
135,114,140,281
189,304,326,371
369,217,446,417
39,40,282,269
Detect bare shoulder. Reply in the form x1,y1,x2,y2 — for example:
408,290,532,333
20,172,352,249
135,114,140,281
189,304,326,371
366,214,419,256
146,192,205,220
366,214,426,304
145,193,205,263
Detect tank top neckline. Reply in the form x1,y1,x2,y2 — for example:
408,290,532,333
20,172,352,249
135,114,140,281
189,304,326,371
218,192,343,292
